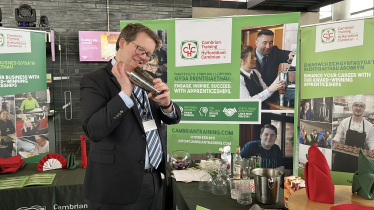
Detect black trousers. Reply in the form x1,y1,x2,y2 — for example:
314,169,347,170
90,170,163,210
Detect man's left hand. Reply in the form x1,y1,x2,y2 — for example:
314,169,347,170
147,78,172,113
287,51,296,62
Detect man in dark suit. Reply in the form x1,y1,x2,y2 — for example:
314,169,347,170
254,29,296,87
80,23,181,210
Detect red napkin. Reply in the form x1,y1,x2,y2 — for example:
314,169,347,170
330,204,374,210
305,144,335,203
0,155,25,174
80,135,87,169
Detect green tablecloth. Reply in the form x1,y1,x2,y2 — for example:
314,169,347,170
0,163,90,209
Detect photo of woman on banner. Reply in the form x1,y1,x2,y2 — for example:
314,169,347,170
0,109,16,158
21,118,37,137
300,99,330,122
143,54,167,84
332,94,374,173
239,45,285,107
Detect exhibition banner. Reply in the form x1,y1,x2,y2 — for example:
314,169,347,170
298,17,374,184
121,12,300,155
0,28,46,95
174,99,260,124
0,28,49,160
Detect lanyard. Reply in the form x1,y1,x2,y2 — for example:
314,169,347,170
133,90,148,120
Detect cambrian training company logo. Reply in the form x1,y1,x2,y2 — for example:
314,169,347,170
180,40,198,60
321,27,335,43
223,107,237,117
17,203,89,210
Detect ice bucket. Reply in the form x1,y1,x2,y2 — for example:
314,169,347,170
251,168,283,204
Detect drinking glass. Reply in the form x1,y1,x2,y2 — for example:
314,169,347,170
212,168,227,195
229,178,240,200
242,158,251,179
206,150,214,161
237,179,252,205
199,162,213,191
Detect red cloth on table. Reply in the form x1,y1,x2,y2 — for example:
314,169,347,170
305,144,335,203
0,155,25,174
80,135,87,169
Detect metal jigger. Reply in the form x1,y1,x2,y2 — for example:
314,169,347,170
278,71,288,107
126,66,162,96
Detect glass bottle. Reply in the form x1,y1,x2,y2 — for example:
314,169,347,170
233,146,242,179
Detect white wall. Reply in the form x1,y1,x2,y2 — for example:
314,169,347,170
192,7,320,26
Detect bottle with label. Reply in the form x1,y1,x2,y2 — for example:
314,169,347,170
233,146,242,179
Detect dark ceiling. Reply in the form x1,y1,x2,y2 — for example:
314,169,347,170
192,0,345,12
247,0,344,12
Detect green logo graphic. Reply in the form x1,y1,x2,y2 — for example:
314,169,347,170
321,28,335,43
0,33,4,47
180,40,198,60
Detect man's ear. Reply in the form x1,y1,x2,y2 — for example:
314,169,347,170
255,39,259,47
119,38,127,49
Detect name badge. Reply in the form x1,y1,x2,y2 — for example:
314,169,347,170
143,120,157,133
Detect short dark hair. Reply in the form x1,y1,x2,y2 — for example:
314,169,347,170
260,124,277,135
116,23,160,51
257,29,274,39
241,45,253,60
0,109,8,115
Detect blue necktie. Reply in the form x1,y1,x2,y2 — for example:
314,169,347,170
133,85,162,169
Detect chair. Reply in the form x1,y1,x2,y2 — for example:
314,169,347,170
16,120,24,137
38,118,48,130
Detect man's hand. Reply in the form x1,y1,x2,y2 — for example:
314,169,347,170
287,51,296,63
111,61,133,97
147,78,172,113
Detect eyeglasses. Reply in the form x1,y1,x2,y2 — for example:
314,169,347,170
353,103,365,109
144,63,158,69
131,42,153,59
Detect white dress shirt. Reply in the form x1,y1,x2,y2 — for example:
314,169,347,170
240,68,273,102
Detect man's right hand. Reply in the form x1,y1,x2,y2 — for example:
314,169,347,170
112,61,133,97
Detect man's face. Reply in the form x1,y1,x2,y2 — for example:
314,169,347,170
27,95,32,100
313,131,317,135
260,128,277,149
304,102,310,111
36,138,46,147
352,102,365,117
118,32,156,68
326,132,330,136
301,124,304,130
255,35,274,56
0,111,8,121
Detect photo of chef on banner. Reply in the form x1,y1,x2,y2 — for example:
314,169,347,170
240,24,298,110
331,94,374,173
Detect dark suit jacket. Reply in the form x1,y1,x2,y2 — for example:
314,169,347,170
300,109,324,122
80,61,181,205
254,46,290,87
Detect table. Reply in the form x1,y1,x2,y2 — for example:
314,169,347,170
171,178,285,210
287,185,374,210
0,163,91,209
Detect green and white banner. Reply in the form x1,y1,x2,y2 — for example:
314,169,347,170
0,28,49,160
121,12,300,154
298,16,374,184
